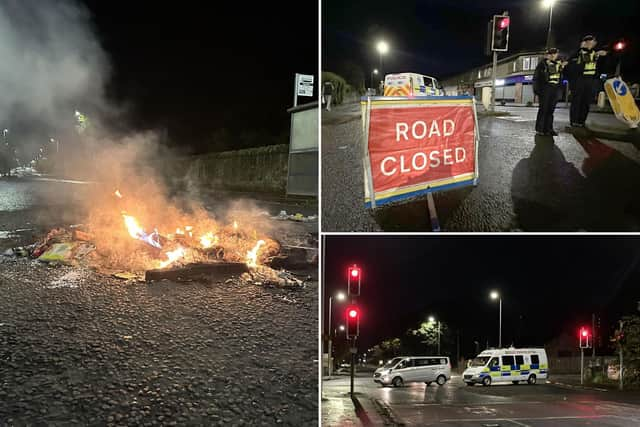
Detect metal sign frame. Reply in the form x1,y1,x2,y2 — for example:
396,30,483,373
361,95,480,209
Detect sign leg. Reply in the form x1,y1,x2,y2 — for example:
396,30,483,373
427,192,441,232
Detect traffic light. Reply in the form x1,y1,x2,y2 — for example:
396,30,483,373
346,305,360,339
579,327,591,348
613,40,626,52
347,264,361,296
492,15,510,52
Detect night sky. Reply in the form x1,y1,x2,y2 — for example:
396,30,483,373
323,236,640,358
323,0,640,85
82,1,317,153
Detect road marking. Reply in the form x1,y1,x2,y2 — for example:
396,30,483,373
496,116,533,122
439,415,618,423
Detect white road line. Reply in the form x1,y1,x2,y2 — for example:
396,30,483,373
439,415,616,423
507,419,531,427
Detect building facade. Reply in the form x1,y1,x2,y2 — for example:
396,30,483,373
441,51,557,105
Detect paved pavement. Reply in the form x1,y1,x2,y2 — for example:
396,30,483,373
322,374,640,426
0,177,318,425
321,103,640,232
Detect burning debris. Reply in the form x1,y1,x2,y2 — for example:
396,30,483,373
3,187,313,288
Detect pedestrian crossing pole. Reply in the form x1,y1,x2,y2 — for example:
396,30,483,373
490,51,497,112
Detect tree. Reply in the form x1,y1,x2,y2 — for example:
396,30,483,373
336,61,366,95
370,338,402,364
612,315,640,386
408,317,450,355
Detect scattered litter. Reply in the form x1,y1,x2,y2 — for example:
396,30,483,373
279,296,297,304
241,266,305,288
38,243,77,265
338,145,348,150
112,272,139,281
273,211,317,222
123,335,133,340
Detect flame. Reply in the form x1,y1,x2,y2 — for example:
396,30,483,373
233,221,238,230
176,228,184,235
246,240,266,268
114,190,123,198
157,246,185,269
200,232,218,248
185,225,193,238
122,214,144,239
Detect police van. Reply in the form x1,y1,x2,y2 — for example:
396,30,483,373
463,348,548,386
383,73,446,97
374,356,451,387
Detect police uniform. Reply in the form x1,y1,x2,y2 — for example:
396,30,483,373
568,35,601,126
534,48,563,136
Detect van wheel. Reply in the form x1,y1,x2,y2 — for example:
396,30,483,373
482,376,492,387
527,375,537,385
436,375,447,386
392,377,404,387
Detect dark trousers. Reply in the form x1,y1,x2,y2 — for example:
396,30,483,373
570,78,595,125
535,84,560,133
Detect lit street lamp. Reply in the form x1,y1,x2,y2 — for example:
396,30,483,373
490,291,502,348
371,68,379,90
542,0,556,48
428,316,441,354
376,40,389,79
327,292,346,376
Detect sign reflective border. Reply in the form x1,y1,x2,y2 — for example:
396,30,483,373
361,96,479,208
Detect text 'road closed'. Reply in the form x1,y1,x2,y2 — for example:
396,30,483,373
381,148,466,176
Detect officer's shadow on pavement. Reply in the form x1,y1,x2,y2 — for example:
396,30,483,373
511,134,640,231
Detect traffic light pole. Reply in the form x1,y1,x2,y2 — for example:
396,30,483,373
350,338,356,396
580,348,584,385
490,51,497,112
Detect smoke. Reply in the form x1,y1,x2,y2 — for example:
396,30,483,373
0,0,110,131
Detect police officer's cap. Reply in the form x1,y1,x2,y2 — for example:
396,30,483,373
546,48,558,54
582,35,595,42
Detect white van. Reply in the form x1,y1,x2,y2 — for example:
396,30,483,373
383,73,445,97
463,348,548,386
374,356,451,387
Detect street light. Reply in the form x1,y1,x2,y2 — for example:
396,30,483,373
428,316,441,354
327,292,346,376
50,138,59,154
376,40,389,79
490,291,502,348
542,0,556,48
371,68,379,90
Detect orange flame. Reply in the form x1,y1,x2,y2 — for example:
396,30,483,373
114,190,123,198
200,232,218,248
233,221,238,230
176,228,184,235
157,246,185,269
246,240,265,268
185,225,193,238
122,214,144,239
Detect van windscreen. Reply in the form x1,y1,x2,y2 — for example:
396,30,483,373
383,357,403,369
469,356,491,367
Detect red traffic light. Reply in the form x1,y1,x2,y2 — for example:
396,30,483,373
614,41,625,51
498,17,510,29
347,265,362,296
346,305,360,339
582,329,588,337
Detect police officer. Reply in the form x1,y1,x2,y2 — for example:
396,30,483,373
568,35,607,127
534,48,564,136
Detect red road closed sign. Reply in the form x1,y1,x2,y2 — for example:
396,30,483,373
362,97,479,207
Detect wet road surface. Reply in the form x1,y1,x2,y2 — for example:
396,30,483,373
323,375,640,426
322,103,640,232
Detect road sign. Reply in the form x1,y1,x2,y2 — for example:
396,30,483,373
604,77,640,128
297,74,314,97
361,96,479,208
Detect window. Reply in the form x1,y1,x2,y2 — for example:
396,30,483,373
531,355,540,365
440,358,448,365
489,357,500,367
414,359,430,367
513,61,517,72
397,359,413,369
502,355,515,366
523,57,531,71
515,356,524,366
530,57,539,69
